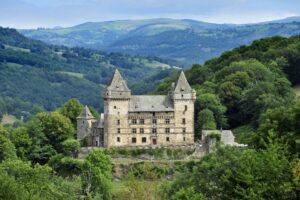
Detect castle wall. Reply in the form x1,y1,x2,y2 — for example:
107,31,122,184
173,99,195,145
80,70,196,148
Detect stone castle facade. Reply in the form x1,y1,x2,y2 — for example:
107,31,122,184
77,69,196,148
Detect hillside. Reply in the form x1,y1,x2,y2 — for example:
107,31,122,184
0,27,178,120
156,35,300,131
20,18,300,66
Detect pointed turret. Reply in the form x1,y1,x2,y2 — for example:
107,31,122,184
173,71,196,100
104,69,131,99
174,71,192,93
76,105,96,140
77,105,95,119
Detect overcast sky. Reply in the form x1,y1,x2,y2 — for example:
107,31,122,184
1,0,300,28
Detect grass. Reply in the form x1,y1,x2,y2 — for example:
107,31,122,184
58,71,84,79
112,179,165,200
1,114,17,125
4,45,30,52
4,62,23,68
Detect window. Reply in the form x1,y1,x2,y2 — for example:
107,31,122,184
182,118,186,124
132,119,137,124
152,128,157,134
152,119,157,124
132,137,136,143
183,128,186,133
165,118,170,124
117,128,121,134
140,128,144,134
114,106,117,109
183,137,186,141
132,128,137,134
140,119,144,124
184,105,188,111
142,137,147,143
117,137,120,142
117,119,120,125
166,137,170,142
152,112,155,116
165,128,170,133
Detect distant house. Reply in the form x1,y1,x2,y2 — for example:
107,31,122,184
77,69,196,148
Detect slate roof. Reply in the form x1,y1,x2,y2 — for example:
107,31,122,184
129,95,174,112
77,105,95,119
93,114,104,128
174,71,192,93
107,69,130,92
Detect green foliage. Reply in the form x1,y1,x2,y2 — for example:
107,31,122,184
0,126,17,162
232,125,256,144
48,154,83,177
103,148,194,159
24,112,75,164
57,98,84,127
9,127,32,160
256,103,300,154
164,144,297,200
0,159,81,200
0,27,179,118
81,150,113,200
61,139,80,157
157,36,299,129
197,108,216,131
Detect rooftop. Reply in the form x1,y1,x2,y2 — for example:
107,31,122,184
129,95,174,112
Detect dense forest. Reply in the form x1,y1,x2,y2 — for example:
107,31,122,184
0,27,178,121
1,34,300,199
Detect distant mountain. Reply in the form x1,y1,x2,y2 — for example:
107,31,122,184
0,27,178,120
20,17,300,66
260,16,300,24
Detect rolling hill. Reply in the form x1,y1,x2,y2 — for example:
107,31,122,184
0,27,178,121
20,17,300,66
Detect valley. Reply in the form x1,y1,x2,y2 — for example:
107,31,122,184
20,17,300,66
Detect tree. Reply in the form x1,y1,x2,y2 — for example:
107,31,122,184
61,138,80,157
58,99,84,127
48,154,83,177
25,112,75,164
9,127,32,160
0,159,81,200
30,112,75,152
81,150,113,200
0,125,17,162
256,103,300,154
196,93,227,129
197,108,216,131
164,144,297,200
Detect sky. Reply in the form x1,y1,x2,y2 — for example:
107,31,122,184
0,0,300,28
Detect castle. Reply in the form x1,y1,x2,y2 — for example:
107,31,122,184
77,69,196,148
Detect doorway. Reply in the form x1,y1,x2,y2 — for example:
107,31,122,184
152,138,157,145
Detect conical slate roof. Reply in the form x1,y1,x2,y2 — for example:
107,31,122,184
107,69,130,91
77,105,95,119
174,71,192,93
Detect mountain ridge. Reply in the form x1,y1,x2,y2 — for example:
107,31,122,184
19,16,300,66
